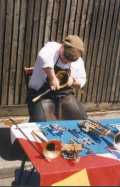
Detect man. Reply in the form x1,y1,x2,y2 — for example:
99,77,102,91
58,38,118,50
27,35,88,122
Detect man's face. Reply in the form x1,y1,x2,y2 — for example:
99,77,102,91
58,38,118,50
59,46,79,64
59,46,72,64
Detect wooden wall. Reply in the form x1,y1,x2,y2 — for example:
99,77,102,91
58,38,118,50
0,0,120,114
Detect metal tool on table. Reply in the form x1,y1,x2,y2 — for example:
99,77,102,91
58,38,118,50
78,119,120,149
61,143,83,161
10,117,42,154
70,137,95,155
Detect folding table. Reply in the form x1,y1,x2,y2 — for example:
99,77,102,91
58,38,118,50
10,118,120,186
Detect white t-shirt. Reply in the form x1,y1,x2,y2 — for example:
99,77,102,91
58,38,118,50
29,42,87,91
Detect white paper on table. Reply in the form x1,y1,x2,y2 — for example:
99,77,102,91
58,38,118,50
10,122,48,144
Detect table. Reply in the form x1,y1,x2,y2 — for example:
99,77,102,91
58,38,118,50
10,118,120,186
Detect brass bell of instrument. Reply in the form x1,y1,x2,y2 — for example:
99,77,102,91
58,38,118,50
42,140,62,160
56,70,69,88
32,70,69,103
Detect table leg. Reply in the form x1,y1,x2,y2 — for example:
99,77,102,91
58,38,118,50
17,155,27,185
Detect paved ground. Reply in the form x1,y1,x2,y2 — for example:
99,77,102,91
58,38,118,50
0,110,120,186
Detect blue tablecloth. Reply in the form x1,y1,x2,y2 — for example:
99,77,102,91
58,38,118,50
34,118,120,157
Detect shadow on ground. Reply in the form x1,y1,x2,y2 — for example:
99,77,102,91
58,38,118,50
0,128,25,161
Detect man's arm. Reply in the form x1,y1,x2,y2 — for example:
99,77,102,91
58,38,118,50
70,58,87,88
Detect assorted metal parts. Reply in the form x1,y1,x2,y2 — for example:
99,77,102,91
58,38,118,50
111,124,120,130
78,119,120,149
31,128,82,161
31,120,120,161
61,143,83,161
78,119,111,136
49,124,66,134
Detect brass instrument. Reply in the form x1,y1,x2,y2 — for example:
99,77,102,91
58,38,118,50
32,130,62,160
42,141,83,161
42,140,62,160
78,119,120,149
31,129,83,161
32,70,69,103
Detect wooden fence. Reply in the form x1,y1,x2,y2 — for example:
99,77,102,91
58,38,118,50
0,0,120,115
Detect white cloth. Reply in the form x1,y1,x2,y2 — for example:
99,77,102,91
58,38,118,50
29,42,87,91
10,123,48,144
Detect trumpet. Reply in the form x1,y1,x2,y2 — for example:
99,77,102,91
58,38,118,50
32,70,70,103
78,119,120,149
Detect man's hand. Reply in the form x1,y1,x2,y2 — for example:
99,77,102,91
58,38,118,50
49,76,60,90
73,78,81,87
43,67,60,90
67,76,81,88
67,76,74,87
